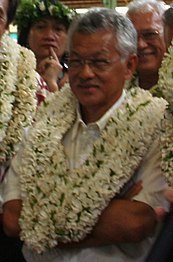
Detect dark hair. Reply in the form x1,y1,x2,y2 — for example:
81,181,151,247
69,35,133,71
14,0,76,47
7,0,20,25
163,5,173,28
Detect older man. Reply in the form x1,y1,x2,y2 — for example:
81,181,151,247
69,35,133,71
127,0,167,90
2,8,169,262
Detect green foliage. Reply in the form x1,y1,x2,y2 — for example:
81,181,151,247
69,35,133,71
14,0,77,31
102,0,117,9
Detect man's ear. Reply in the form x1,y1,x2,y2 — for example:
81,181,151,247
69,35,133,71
124,54,138,81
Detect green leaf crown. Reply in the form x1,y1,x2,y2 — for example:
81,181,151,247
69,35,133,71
14,0,76,31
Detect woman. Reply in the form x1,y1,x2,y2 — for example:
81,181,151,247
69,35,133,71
14,0,76,103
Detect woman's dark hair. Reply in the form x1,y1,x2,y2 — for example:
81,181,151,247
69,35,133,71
7,0,20,25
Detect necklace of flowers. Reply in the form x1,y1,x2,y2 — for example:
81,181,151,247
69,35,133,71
153,40,173,187
17,85,167,253
0,33,37,163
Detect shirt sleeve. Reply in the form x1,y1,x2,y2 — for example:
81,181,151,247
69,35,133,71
2,129,29,204
2,156,21,204
133,135,170,211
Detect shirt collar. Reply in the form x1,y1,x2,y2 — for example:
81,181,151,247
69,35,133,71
72,89,126,140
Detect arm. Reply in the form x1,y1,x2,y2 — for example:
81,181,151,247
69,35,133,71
3,199,22,237
58,198,156,248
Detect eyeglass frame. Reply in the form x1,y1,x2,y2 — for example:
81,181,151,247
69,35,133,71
137,29,160,42
68,55,122,72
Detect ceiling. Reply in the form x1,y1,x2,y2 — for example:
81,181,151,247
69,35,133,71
61,0,172,8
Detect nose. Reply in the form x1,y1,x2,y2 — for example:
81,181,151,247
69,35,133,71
137,36,148,49
79,63,95,79
44,27,56,39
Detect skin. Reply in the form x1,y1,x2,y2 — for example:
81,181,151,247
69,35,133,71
28,17,69,91
69,30,137,123
0,0,8,39
128,8,166,89
3,30,157,247
28,17,68,63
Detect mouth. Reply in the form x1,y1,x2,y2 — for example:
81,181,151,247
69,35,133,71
138,51,155,58
41,44,57,49
78,82,98,89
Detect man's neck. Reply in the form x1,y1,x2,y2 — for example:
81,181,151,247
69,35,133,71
80,106,106,124
138,72,159,90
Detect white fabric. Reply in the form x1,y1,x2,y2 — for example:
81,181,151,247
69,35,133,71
2,90,169,262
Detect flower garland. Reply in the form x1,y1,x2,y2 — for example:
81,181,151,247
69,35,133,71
0,34,37,162
151,40,173,107
16,85,167,253
155,40,173,186
14,0,77,32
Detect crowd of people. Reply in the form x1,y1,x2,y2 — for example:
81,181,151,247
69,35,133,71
1,0,173,261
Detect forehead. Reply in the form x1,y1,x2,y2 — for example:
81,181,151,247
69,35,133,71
0,0,8,15
33,17,66,27
70,30,117,56
129,9,163,32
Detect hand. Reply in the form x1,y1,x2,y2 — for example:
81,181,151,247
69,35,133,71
37,47,63,92
154,188,173,222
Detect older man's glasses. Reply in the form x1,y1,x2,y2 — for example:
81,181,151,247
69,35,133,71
68,57,120,71
138,30,160,41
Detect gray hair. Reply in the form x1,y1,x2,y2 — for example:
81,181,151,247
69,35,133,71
68,8,137,60
127,0,168,17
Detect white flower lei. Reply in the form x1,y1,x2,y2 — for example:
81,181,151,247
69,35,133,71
155,40,173,186
152,39,173,106
16,85,167,253
0,34,37,162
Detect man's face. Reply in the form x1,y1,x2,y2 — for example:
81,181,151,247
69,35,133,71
69,30,136,116
128,10,166,75
0,0,8,39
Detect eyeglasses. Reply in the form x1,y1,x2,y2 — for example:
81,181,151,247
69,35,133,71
68,57,120,71
138,30,160,42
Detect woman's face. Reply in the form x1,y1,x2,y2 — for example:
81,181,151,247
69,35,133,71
28,17,68,62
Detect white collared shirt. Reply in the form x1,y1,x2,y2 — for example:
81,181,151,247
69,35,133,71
3,89,169,262
63,90,126,169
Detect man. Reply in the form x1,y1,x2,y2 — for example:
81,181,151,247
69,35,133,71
127,0,167,90
2,8,169,262
163,4,173,50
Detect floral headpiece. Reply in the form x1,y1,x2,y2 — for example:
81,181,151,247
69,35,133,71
14,0,76,31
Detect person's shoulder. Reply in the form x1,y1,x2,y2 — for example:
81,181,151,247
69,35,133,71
128,86,168,106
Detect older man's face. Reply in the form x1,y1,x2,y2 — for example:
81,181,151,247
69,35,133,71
69,30,136,119
128,9,166,76
0,0,8,39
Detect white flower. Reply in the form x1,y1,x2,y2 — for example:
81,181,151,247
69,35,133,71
17,86,167,253
154,40,173,186
48,5,54,15
0,34,37,162
39,2,45,11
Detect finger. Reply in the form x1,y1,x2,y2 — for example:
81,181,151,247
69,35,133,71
49,47,58,61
